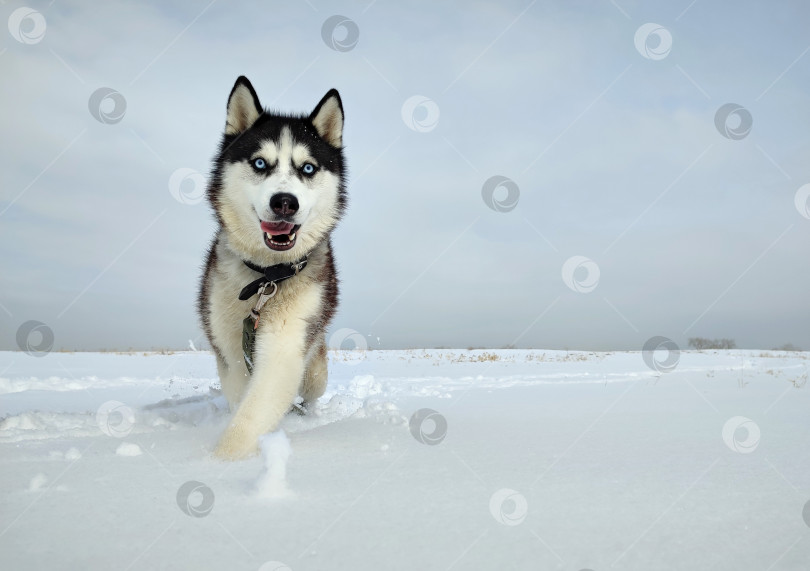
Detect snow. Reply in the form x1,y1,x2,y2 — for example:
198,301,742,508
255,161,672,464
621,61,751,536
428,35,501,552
115,442,143,457
1,349,809,570
255,431,293,499
27,473,48,493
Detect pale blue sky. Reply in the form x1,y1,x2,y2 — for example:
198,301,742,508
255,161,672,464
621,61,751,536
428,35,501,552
1,0,809,351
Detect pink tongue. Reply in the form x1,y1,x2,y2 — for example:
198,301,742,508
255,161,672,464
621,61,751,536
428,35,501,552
261,221,295,236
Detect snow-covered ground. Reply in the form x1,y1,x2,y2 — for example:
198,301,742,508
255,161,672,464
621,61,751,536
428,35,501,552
1,349,809,570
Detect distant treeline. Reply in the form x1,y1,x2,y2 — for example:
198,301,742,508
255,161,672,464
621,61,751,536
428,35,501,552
687,338,802,351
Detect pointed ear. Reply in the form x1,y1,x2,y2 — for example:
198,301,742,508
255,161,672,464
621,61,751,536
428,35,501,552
225,76,262,135
310,89,344,148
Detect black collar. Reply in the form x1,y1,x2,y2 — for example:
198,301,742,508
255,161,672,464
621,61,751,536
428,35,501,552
238,257,308,300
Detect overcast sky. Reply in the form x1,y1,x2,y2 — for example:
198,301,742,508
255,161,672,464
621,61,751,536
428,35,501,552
1,0,809,352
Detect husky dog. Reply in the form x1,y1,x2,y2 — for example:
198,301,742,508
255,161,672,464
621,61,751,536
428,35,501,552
198,76,346,460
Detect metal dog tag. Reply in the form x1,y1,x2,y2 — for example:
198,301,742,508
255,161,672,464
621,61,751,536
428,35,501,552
242,316,257,374
241,281,278,375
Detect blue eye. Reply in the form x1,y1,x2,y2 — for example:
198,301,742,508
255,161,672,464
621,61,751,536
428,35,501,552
252,158,266,170
301,163,316,175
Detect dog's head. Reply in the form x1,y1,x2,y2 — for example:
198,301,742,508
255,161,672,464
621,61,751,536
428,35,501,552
209,76,347,262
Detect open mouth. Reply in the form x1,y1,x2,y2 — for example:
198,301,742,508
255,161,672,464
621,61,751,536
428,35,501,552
260,220,301,251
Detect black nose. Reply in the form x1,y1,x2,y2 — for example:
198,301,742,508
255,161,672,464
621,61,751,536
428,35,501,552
270,193,299,217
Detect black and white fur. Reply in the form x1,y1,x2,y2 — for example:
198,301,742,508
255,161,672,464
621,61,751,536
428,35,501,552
198,76,346,460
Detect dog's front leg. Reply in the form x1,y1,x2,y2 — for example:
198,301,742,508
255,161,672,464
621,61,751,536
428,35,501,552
213,317,308,460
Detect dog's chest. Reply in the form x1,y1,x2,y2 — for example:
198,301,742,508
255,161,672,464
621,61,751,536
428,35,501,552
208,250,321,344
